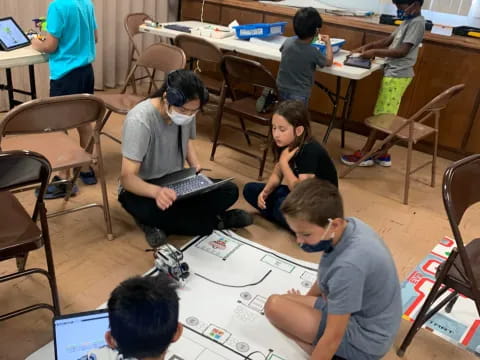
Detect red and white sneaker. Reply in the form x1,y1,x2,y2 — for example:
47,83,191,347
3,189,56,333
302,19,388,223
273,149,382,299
341,151,374,167
374,154,392,167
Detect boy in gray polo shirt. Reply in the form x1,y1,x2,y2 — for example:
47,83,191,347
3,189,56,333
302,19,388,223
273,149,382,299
265,179,402,360
276,7,333,105
342,0,425,168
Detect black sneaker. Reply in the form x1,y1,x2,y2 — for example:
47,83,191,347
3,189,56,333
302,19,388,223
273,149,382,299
137,222,167,248
217,209,253,230
256,88,276,113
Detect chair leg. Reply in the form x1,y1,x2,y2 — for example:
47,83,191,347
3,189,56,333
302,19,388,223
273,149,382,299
258,129,272,180
445,293,459,313
431,130,439,188
210,86,227,161
16,253,28,272
95,136,114,240
239,116,252,146
397,250,457,357
39,204,61,315
404,136,414,205
148,69,156,95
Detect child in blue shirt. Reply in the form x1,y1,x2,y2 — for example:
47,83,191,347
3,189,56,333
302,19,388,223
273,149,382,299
32,0,99,197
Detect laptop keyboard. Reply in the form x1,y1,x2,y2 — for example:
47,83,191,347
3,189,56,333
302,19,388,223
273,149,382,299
166,174,213,196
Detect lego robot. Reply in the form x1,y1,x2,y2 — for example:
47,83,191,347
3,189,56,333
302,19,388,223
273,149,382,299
154,244,190,283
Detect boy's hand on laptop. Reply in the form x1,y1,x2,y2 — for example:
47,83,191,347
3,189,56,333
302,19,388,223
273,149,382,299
155,187,177,210
360,49,376,59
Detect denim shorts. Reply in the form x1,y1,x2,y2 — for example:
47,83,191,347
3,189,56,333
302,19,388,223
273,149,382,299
313,296,381,360
278,89,309,106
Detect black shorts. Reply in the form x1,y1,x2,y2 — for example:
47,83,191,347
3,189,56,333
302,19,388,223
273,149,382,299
50,64,94,97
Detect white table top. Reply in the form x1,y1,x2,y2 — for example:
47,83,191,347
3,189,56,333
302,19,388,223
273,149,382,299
0,46,48,69
140,21,383,81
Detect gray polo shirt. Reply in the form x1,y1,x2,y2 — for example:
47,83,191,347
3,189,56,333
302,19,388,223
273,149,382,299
277,37,327,97
384,16,425,78
317,217,402,357
122,99,196,180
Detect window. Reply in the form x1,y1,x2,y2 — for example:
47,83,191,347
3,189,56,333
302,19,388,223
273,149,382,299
423,0,473,16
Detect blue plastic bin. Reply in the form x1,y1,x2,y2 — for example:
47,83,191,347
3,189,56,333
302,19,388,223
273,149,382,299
311,38,346,55
233,22,288,39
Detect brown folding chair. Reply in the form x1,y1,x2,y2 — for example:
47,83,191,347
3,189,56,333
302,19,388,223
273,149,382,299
175,34,224,96
340,84,465,204
0,94,113,240
210,55,278,180
124,12,154,94
397,153,480,356
96,43,186,144
0,150,60,321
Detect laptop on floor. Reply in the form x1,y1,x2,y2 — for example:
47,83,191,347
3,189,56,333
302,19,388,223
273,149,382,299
149,168,233,200
53,309,110,360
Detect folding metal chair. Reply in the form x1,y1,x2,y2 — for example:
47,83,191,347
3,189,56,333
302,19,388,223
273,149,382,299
397,153,480,356
210,55,278,180
0,94,113,240
340,84,465,204
96,43,186,144
0,150,60,321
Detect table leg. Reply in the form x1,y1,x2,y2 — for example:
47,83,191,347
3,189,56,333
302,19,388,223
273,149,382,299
340,80,357,148
321,76,341,144
28,65,37,100
5,68,15,109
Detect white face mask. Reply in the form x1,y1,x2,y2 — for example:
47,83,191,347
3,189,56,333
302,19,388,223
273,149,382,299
166,106,195,126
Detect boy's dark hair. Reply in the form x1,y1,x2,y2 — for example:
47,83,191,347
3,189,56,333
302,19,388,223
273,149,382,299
281,178,344,227
108,275,179,358
393,0,424,5
150,69,208,108
272,100,312,161
293,7,322,40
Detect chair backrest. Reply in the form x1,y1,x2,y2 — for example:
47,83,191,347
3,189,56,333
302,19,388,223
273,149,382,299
0,94,106,138
443,154,480,228
221,55,278,98
0,150,51,219
135,43,186,72
410,84,465,123
175,34,223,64
122,43,186,94
124,13,153,58
443,153,480,295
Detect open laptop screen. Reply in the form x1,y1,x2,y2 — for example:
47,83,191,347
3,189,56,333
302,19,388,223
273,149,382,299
0,17,30,51
53,309,109,360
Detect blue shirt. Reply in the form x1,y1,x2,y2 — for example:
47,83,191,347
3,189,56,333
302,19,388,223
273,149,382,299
46,0,97,80
317,217,402,358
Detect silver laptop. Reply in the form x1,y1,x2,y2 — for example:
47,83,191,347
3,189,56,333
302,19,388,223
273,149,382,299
149,168,233,200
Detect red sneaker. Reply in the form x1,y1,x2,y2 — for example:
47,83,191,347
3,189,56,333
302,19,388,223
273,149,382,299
341,151,374,167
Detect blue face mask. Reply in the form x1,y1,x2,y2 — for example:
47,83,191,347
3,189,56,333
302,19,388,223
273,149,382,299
299,220,335,253
397,8,416,20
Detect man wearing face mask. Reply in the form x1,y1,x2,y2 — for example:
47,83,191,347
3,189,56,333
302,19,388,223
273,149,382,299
264,179,402,360
119,70,252,246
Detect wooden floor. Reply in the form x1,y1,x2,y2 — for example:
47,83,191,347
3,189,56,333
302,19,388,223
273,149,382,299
1,98,479,360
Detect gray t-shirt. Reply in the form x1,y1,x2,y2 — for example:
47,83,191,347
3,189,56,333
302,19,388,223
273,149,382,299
122,99,196,180
317,217,402,357
277,37,327,97
384,16,425,78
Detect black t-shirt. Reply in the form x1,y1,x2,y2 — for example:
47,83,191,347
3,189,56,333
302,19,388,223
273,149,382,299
292,140,338,187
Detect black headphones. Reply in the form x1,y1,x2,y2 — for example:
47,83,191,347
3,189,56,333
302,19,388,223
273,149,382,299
165,70,209,107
